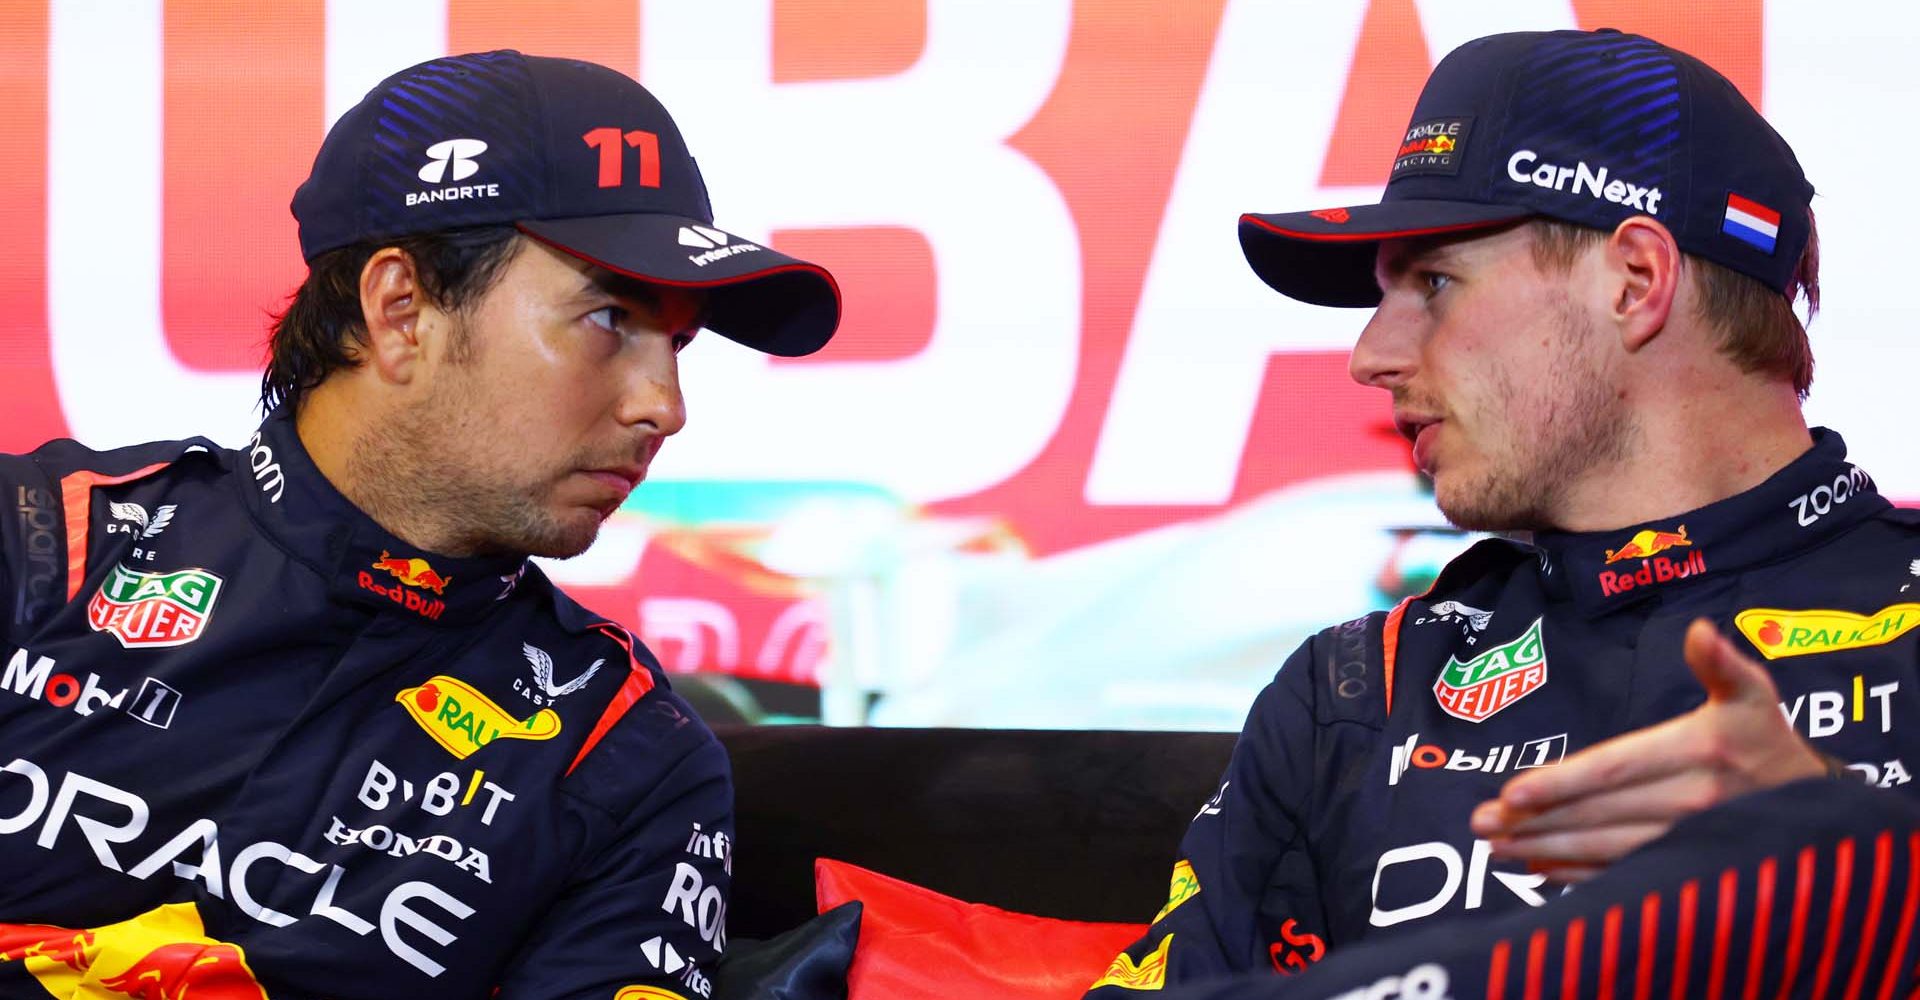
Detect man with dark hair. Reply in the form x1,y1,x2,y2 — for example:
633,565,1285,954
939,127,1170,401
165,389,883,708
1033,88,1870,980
0,51,837,998
1091,28,1920,998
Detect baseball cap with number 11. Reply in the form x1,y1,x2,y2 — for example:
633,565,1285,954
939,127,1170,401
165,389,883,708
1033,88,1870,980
293,49,841,357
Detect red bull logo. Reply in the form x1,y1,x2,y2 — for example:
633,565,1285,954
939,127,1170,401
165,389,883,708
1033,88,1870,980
98,942,268,1000
1395,134,1456,158
359,551,448,620
0,923,94,972
1596,550,1708,597
1603,525,1691,564
373,551,451,594
0,906,266,1000
1597,525,1706,597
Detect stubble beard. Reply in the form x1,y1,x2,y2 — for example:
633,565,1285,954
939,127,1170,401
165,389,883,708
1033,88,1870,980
1431,301,1637,533
347,355,605,560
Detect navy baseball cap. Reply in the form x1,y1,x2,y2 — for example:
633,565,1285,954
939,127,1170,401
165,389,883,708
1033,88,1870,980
293,50,839,356
1239,29,1816,307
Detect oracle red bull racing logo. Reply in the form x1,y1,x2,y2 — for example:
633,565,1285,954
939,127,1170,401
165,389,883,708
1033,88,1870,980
1431,618,1547,723
1597,525,1706,596
86,563,222,648
359,551,449,620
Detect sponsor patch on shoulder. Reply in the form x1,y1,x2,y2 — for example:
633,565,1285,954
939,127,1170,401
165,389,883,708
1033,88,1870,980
1736,604,1920,660
1392,117,1472,179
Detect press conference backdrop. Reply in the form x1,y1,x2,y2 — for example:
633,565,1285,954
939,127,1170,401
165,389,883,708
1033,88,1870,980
1,1,1911,729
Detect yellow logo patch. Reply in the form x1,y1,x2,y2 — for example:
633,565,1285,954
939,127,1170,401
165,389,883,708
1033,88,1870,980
1090,934,1172,991
613,988,690,1000
1735,604,1920,660
396,675,561,759
1152,860,1200,924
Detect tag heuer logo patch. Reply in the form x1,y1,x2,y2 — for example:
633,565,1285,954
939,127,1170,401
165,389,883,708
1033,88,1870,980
1433,617,1547,722
86,563,223,648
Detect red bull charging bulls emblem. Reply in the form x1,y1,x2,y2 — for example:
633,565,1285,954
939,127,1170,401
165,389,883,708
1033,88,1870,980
0,903,269,999
1598,525,1706,596
358,551,449,620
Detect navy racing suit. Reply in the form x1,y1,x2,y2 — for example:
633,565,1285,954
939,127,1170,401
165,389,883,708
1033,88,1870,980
1089,428,1920,993
0,406,733,1000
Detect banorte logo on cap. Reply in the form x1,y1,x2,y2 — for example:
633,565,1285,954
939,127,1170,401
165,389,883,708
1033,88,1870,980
406,138,502,208
418,138,488,183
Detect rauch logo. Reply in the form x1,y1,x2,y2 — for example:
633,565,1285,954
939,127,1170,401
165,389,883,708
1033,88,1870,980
1736,603,1920,660
395,675,560,760
86,563,222,648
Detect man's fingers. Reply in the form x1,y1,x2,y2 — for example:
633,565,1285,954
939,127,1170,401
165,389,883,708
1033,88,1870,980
1496,714,1693,811
1684,617,1776,705
1487,821,1671,867
1473,770,1718,838
1530,862,1608,885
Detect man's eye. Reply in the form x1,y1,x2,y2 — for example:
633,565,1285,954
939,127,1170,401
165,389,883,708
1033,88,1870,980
1423,272,1453,296
586,306,621,332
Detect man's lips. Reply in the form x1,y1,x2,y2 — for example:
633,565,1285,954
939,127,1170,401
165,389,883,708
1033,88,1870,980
1396,416,1442,475
582,466,645,495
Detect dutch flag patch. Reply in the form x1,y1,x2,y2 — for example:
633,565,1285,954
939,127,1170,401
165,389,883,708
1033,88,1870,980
1722,193,1781,254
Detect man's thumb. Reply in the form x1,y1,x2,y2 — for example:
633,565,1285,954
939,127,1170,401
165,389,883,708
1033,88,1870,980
1684,617,1774,703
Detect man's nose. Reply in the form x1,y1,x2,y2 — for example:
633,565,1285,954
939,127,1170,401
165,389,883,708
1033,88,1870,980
617,352,687,437
1348,303,1415,390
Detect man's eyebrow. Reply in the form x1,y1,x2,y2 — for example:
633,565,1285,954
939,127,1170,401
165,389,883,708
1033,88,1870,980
573,268,666,309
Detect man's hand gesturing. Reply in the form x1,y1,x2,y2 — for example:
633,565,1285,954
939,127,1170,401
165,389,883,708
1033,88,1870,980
1468,618,1831,882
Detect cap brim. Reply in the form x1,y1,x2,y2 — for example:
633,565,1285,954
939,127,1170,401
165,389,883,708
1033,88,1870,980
519,215,841,357
1238,200,1536,307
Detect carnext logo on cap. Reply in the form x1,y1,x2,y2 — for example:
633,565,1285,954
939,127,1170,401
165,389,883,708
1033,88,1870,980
1507,150,1663,215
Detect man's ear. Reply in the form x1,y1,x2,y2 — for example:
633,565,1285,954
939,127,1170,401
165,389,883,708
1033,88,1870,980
1604,217,1682,353
358,248,434,384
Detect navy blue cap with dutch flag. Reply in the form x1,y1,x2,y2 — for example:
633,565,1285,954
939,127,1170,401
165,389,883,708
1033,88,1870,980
293,50,840,356
1239,29,1816,308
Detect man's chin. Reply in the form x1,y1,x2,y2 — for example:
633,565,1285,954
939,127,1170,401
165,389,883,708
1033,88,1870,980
1433,476,1508,533
514,510,606,560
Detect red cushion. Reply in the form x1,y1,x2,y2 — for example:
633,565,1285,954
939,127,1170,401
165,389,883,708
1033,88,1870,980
815,858,1148,1000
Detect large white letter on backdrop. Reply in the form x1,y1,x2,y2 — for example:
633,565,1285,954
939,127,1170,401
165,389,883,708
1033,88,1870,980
49,0,448,448
1086,0,1576,505
640,0,1081,503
